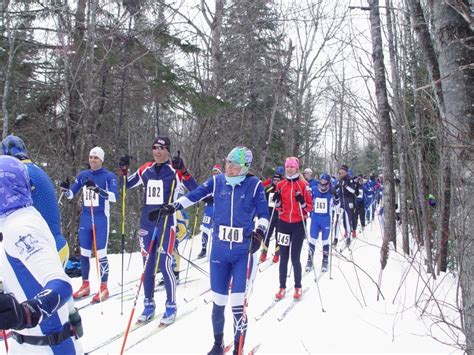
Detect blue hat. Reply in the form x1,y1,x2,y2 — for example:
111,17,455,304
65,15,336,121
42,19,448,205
0,155,32,216
2,134,29,160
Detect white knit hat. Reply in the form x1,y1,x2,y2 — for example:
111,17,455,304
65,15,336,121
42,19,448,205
89,146,105,162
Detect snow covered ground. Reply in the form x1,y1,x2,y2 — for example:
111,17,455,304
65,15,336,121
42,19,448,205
1,216,463,354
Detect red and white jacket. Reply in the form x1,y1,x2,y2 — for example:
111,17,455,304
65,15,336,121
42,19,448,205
276,176,312,223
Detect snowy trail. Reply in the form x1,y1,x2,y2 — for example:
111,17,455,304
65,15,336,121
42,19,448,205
1,218,462,354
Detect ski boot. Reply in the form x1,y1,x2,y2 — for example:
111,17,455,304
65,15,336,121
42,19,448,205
332,238,338,247
275,288,286,300
197,248,207,259
160,302,177,325
91,283,109,304
294,288,302,300
345,237,351,248
305,258,313,272
137,298,155,324
272,254,280,263
207,343,224,355
259,251,267,263
321,256,329,273
73,281,90,299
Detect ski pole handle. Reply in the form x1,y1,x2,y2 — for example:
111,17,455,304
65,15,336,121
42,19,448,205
58,191,64,206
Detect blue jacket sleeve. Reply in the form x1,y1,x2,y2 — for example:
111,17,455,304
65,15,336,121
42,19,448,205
253,181,270,232
177,176,214,209
31,279,72,318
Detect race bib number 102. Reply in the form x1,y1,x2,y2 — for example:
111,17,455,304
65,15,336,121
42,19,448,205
218,226,243,243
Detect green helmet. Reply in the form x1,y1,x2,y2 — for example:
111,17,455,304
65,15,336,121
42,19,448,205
226,146,253,175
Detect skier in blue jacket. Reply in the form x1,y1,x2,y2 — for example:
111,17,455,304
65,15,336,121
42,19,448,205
60,147,118,303
150,146,269,355
119,137,198,325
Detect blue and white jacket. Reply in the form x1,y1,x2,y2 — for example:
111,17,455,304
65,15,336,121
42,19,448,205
177,174,269,251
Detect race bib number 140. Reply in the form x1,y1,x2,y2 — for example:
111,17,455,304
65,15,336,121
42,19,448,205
218,226,243,243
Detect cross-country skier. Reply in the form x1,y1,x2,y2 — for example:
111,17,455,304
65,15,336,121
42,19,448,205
353,175,366,231
60,147,118,303
273,157,312,300
198,164,222,259
0,155,83,354
306,173,334,272
119,137,197,325
2,134,83,337
333,164,358,247
260,170,282,263
150,146,269,355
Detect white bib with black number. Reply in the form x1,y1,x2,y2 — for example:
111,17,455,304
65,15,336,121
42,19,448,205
203,215,211,224
146,180,164,205
218,225,243,243
268,192,275,208
83,186,99,207
314,197,328,214
277,232,290,246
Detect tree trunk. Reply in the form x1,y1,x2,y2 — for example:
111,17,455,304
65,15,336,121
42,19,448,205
2,2,16,138
368,0,397,269
431,1,474,351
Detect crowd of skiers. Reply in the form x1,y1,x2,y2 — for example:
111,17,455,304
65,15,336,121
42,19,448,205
0,134,384,355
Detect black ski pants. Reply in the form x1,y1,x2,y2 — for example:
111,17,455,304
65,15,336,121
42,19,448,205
277,220,305,289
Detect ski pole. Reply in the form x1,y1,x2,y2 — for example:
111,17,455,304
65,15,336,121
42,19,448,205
89,191,104,315
176,251,210,278
119,209,163,355
329,205,336,280
121,179,177,355
184,203,200,286
299,203,326,312
153,179,177,276
237,235,257,355
57,191,64,206
120,173,127,315
126,230,137,272
2,330,8,353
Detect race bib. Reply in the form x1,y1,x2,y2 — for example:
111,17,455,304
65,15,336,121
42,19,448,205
218,226,243,243
358,189,364,198
268,192,275,208
83,187,99,207
146,180,164,205
203,215,211,224
314,197,328,214
277,232,290,246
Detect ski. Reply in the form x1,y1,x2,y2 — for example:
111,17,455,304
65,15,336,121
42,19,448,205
77,285,136,310
122,278,201,302
223,341,234,353
183,286,211,303
86,314,160,353
124,306,199,352
248,343,261,355
258,261,275,273
255,271,311,321
277,286,310,322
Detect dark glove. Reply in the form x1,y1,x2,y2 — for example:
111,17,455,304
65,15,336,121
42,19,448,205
203,196,214,205
85,180,100,193
272,191,281,203
60,179,70,191
171,151,185,171
251,228,265,253
295,191,305,205
0,294,41,330
148,203,182,221
119,155,130,175
119,155,130,169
